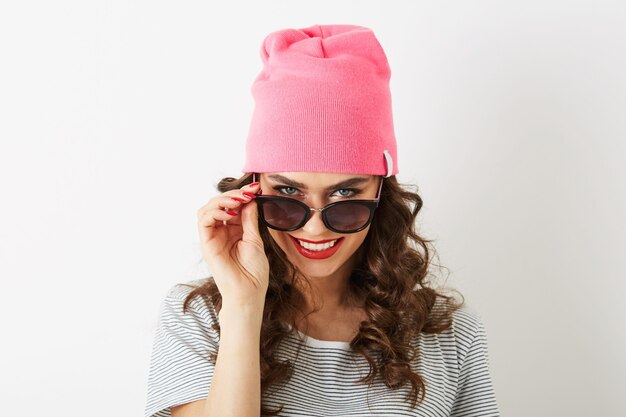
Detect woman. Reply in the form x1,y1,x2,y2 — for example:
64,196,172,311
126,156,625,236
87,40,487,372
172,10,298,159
144,24,499,417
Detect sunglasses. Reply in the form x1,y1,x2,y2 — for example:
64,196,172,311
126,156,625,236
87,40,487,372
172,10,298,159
251,173,384,234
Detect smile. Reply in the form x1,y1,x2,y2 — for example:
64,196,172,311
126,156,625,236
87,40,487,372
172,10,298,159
288,235,345,259
297,238,338,250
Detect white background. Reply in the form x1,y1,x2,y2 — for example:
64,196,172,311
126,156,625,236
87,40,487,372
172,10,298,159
1,1,625,416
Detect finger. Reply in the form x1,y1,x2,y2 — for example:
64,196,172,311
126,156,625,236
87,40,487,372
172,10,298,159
198,183,261,216
240,198,263,245
235,182,262,234
196,182,262,238
197,207,240,242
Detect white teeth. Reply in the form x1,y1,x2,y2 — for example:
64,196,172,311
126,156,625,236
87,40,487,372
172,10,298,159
297,239,338,251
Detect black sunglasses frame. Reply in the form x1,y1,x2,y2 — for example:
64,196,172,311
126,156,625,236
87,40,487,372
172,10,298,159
251,173,384,234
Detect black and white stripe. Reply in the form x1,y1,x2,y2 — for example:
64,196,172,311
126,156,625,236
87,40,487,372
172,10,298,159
144,279,499,417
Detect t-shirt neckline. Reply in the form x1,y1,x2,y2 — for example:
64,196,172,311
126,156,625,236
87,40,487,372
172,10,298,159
287,324,353,350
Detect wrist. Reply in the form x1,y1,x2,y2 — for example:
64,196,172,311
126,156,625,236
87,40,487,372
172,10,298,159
219,301,265,327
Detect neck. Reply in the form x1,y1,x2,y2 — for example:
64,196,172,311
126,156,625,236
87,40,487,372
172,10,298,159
294,247,364,315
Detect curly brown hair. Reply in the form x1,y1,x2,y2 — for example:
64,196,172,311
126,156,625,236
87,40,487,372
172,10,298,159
180,172,463,415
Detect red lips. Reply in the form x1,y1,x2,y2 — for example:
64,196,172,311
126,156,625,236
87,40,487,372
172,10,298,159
289,236,345,260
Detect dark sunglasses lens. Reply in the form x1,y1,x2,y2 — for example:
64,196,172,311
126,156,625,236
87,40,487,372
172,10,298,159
326,203,373,232
260,199,308,230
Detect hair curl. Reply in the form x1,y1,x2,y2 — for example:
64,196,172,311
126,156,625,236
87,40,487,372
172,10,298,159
180,172,463,415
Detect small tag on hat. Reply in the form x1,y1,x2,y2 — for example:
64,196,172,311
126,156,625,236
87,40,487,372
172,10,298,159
383,149,393,178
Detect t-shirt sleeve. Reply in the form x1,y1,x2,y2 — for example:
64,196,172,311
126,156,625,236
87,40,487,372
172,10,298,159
449,310,500,417
143,284,220,417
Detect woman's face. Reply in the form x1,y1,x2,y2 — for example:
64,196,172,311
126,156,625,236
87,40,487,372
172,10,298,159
259,172,380,280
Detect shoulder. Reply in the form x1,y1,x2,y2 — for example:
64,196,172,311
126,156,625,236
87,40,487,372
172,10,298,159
450,305,486,344
164,277,212,299
429,294,486,339
145,279,220,417
158,277,220,330
428,295,490,360
446,304,491,371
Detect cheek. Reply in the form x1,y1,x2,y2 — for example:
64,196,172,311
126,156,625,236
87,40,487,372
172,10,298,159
268,229,289,250
344,229,369,251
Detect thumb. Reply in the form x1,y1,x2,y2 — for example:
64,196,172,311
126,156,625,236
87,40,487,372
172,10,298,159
240,198,263,245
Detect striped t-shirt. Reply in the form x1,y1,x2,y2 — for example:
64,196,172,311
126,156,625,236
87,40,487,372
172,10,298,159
144,279,499,417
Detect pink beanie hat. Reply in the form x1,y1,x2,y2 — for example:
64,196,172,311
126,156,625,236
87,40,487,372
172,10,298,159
242,24,399,178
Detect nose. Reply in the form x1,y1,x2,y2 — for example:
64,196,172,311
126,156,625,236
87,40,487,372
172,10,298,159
301,208,328,235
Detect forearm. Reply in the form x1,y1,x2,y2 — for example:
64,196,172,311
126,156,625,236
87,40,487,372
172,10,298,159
203,303,264,417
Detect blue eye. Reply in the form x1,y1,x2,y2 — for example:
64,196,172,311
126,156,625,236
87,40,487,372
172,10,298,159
275,186,299,196
333,188,359,197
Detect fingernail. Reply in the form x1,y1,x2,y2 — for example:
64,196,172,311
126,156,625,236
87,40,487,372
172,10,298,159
242,191,256,199
249,182,260,187
225,210,238,216
231,197,246,202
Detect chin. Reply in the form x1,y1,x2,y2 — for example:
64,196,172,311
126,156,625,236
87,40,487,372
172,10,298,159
291,259,343,280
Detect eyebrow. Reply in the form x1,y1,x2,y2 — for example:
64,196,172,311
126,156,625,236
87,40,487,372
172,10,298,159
266,174,371,191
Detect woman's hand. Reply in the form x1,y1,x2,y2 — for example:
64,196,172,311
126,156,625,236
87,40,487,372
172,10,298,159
197,182,269,310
